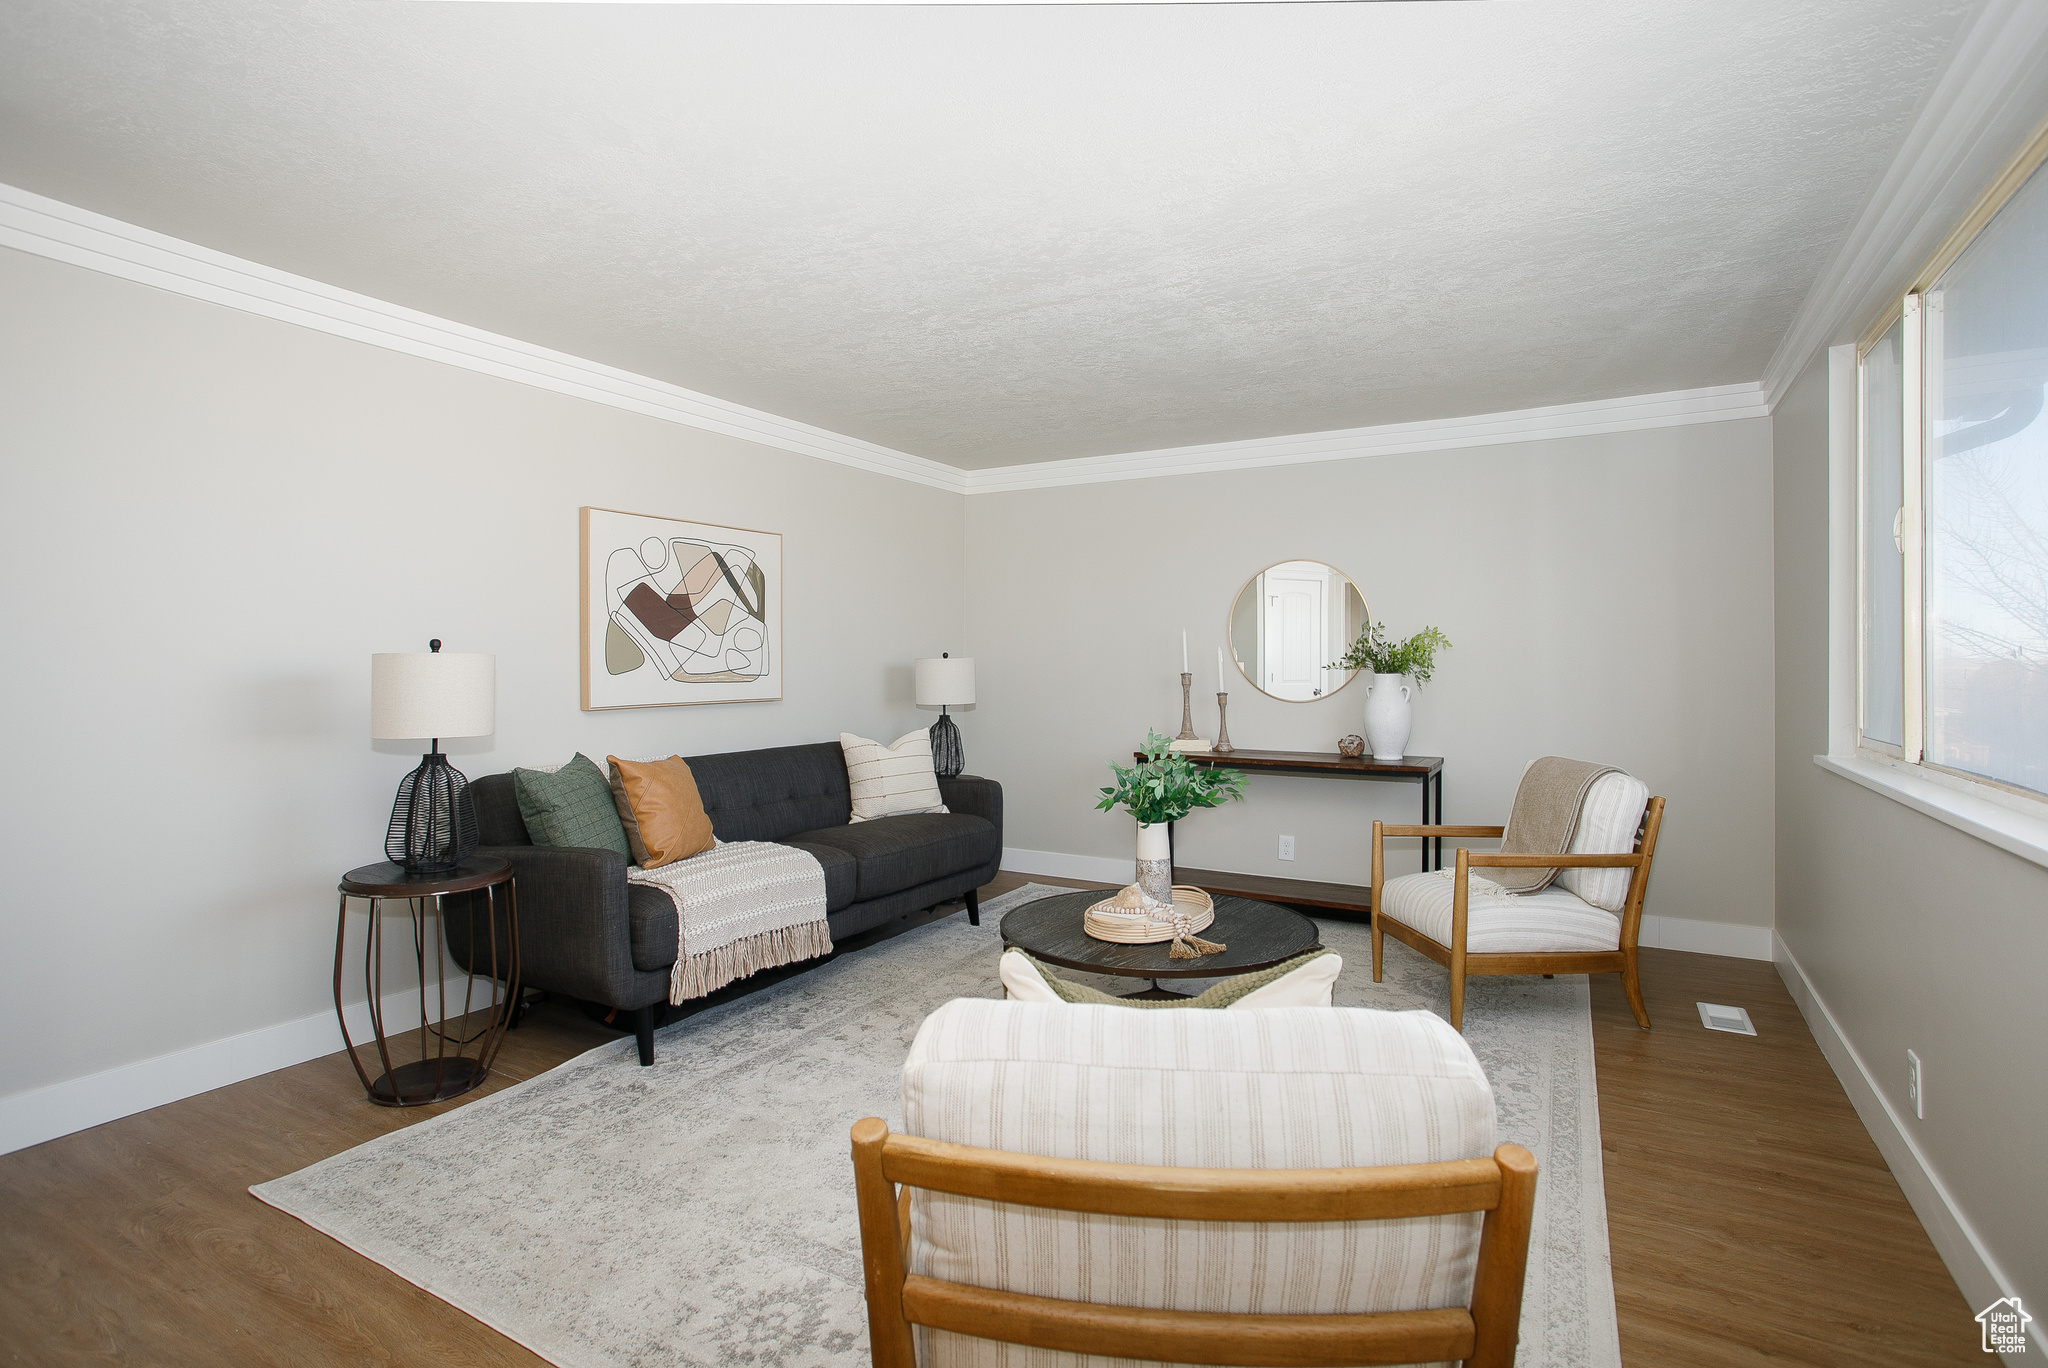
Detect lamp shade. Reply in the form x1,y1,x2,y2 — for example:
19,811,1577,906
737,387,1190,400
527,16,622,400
915,655,975,708
371,651,496,740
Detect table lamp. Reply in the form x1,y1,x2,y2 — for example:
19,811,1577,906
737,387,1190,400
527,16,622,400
914,653,975,779
371,640,496,873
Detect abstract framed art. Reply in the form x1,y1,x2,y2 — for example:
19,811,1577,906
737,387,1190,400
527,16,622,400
580,507,783,709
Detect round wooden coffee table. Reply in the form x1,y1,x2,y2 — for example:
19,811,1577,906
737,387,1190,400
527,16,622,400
999,889,1321,999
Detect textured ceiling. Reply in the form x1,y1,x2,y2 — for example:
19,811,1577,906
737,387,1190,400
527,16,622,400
0,0,1967,467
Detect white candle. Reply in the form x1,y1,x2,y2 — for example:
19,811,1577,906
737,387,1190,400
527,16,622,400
1218,646,1226,694
1182,629,1189,675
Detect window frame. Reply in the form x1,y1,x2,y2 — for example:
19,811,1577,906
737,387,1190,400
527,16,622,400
1853,118,2048,805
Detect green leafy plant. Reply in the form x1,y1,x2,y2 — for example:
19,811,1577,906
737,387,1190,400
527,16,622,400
1096,730,1248,826
1329,621,1453,687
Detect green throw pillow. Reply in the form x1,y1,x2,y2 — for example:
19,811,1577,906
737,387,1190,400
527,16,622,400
513,754,632,856
1018,951,1327,1009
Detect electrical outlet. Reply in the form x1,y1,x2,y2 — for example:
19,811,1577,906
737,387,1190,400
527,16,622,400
1908,1049,1923,1119
1278,835,1295,861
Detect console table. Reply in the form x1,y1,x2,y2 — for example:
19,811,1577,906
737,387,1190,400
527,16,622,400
1153,749,1444,920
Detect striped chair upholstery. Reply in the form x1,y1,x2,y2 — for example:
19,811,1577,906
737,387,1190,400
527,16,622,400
898,998,1498,1368
1378,873,1622,953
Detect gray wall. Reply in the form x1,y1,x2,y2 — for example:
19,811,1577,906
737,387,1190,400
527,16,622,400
0,247,964,1100
1773,347,2047,1309
965,419,1778,934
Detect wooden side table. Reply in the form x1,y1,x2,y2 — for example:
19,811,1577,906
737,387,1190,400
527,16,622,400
335,857,519,1107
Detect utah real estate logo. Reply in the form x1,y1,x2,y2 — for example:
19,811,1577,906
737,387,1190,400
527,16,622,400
1979,1297,2031,1355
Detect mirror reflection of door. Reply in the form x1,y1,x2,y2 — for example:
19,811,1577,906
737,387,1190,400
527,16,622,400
1229,559,1368,703
1261,562,1327,700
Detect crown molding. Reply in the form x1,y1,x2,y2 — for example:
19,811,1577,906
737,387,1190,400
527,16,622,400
1759,0,2048,406
961,382,1770,495
3,180,1771,498
0,182,970,495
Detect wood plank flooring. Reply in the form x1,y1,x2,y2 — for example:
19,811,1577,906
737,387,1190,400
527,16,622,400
0,872,1981,1365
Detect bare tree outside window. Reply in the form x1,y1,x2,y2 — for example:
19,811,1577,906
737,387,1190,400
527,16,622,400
1925,161,2048,796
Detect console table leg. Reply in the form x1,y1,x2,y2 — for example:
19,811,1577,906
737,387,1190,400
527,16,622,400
1434,772,1445,870
1420,779,1431,871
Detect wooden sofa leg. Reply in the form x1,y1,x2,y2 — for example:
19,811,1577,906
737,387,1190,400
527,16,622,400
965,887,981,927
633,1004,657,1066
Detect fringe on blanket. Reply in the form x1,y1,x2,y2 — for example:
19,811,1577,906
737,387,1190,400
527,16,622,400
670,919,836,1004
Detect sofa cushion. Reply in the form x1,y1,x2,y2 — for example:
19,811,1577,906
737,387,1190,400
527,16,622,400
778,839,857,913
840,730,948,822
607,756,717,869
1380,870,1622,953
512,754,631,857
787,813,997,901
626,844,851,971
901,998,1496,1360
685,743,852,843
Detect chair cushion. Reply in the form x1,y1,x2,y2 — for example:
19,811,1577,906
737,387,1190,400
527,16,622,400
999,950,1341,1009
901,999,1496,1363
786,813,996,901
1556,770,1651,912
1379,870,1622,953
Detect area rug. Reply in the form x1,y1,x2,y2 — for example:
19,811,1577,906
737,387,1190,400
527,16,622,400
253,883,1620,1368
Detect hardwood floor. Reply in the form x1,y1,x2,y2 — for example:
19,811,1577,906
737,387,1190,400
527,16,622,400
1590,949,1978,1366
0,872,1980,1365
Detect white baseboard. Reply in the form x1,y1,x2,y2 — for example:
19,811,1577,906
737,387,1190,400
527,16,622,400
1774,932,2036,1356
1001,847,1136,884
1638,914,1774,961
0,977,502,1158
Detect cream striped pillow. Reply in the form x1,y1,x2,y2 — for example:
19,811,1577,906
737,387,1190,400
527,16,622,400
840,730,950,823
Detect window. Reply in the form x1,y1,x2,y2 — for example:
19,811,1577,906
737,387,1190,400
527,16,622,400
1858,131,2048,800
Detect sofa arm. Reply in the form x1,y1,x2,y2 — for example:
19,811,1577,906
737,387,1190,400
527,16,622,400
446,844,644,1006
939,774,1003,846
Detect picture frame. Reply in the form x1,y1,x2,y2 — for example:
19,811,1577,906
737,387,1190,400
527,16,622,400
580,506,783,710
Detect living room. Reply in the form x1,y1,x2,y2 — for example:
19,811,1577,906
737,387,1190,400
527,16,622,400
1,1,2043,1364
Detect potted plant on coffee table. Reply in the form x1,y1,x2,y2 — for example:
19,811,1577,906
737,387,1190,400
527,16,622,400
1097,730,1247,905
1328,620,1451,762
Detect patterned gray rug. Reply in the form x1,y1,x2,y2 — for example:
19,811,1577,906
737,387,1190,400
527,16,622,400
253,883,1619,1368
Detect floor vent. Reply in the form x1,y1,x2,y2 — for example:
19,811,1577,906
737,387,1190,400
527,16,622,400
1696,1002,1757,1035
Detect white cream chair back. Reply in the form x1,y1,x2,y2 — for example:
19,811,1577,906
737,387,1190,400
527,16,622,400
897,998,1498,1368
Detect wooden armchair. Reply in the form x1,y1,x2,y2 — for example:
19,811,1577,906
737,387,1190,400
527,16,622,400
1371,795,1665,1032
851,1117,1538,1368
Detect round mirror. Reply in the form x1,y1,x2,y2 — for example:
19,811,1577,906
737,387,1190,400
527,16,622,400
1227,561,1368,702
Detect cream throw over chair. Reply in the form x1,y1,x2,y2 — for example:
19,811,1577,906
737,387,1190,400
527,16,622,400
1372,769,1665,1032
852,999,1538,1368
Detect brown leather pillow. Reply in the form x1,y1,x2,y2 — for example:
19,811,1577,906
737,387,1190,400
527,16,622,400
606,755,716,869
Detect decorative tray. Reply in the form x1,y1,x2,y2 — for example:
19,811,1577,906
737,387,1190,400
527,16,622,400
1083,885,1215,945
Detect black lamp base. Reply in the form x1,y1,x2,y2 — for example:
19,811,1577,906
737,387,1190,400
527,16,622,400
929,711,964,779
386,749,480,874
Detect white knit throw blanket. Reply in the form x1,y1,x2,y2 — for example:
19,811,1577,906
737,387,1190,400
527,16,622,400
626,842,832,1005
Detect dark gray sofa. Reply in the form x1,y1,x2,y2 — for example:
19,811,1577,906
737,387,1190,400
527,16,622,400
451,742,1001,1065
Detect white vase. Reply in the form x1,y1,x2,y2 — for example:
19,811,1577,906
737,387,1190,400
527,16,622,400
1362,672,1414,762
1135,821,1173,905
